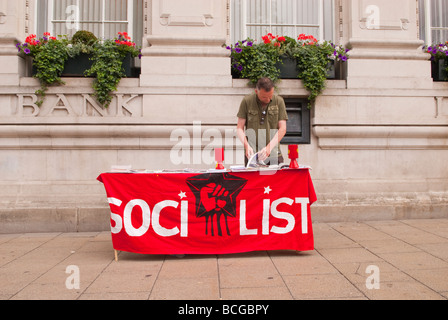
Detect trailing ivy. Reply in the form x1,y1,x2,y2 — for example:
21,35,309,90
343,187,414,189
86,32,141,108
292,43,333,108
228,33,350,108
30,36,69,106
17,31,141,109
86,40,128,108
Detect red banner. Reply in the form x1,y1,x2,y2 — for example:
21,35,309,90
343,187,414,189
97,169,317,255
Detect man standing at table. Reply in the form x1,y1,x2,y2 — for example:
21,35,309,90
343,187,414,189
236,77,288,165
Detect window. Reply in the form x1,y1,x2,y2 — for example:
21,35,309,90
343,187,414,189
36,0,144,46
282,98,310,145
419,0,448,45
230,0,335,44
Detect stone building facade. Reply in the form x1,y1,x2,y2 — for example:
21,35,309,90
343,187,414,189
0,0,447,233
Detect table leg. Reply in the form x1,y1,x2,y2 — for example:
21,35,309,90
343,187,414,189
114,249,118,261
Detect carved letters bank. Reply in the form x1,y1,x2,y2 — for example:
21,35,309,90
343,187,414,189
15,93,141,118
0,0,447,232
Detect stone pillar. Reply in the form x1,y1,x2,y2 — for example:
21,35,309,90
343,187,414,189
339,0,431,89
0,0,27,85
140,0,231,87
311,0,448,220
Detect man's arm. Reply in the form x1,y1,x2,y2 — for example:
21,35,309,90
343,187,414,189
258,120,287,161
236,117,254,159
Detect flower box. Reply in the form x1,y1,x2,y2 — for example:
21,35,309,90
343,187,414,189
424,43,448,81
32,53,136,78
62,53,93,77
431,59,448,81
18,31,142,108
277,56,300,79
276,56,336,79
326,60,336,79
121,53,136,78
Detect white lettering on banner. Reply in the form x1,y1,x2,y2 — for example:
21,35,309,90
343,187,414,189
270,197,295,234
107,197,309,238
239,200,257,235
124,199,151,237
108,197,123,234
108,198,188,237
152,200,180,237
180,200,188,237
296,198,310,234
262,199,270,235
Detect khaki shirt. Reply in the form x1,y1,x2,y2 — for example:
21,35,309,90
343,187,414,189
237,93,288,159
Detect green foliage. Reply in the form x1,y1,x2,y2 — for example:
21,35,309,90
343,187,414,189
17,31,141,108
86,32,141,108
228,39,281,84
71,30,97,45
289,42,335,107
424,43,448,79
67,30,98,57
30,36,69,106
228,34,350,108
85,40,128,108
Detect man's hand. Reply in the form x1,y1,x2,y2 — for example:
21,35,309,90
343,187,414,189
245,145,255,159
257,146,270,161
258,120,287,162
237,117,256,161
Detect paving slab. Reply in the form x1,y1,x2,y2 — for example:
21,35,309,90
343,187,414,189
283,273,365,299
0,219,447,301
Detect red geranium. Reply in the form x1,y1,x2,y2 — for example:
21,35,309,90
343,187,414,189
261,33,286,48
297,33,318,45
116,32,136,47
25,34,38,46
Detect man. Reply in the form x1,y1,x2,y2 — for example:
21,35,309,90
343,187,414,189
236,77,288,165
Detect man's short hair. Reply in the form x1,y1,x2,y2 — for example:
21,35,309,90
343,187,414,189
256,77,275,92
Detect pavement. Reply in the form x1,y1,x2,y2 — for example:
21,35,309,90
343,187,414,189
1,218,448,301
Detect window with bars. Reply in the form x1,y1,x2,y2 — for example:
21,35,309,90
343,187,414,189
282,98,311,145
419,0,448,45
230,0,335,44
229,1,329,145
36,0,144,46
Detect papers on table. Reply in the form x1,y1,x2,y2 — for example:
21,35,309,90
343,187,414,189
110,165,132,172
246,153,267,168
109,163,311,174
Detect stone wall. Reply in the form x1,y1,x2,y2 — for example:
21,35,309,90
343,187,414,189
0,0,447,233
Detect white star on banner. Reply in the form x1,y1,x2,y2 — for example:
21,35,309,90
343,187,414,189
264,186,272,194
178,191,187,199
